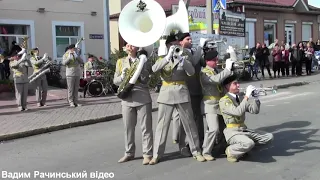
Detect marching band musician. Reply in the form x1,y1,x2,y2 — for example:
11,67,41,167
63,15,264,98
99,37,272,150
82,55,95,98
10,49,31,111
30,48,49,107
113,43,153,165
62,44,84,107
163,34,183,145
200,49,234,161
219,75,273,162
150,38,205,165
173,32,206,155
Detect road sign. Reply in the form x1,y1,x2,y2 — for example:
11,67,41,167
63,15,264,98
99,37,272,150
213,0,226,12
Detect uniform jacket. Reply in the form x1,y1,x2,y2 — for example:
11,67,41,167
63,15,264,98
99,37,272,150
30,55,47,80
200,66,232,115
185,46,203,96
62,51,83,77
10,53,31,84
219,93,260,142
152,48,195,104
84,61,94,70
113,56,152,107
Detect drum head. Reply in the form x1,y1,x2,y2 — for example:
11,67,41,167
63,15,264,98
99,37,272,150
88,80,103,97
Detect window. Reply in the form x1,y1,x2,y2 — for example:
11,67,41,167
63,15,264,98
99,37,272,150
245,20,255,48
55,25,80,58
302,23,312,41
264,22,277,47
0,24,29,55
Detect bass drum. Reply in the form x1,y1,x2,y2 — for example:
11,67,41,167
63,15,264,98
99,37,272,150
87,80,103,97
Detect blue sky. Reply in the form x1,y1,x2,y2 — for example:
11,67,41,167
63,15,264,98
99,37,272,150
308,0,320,8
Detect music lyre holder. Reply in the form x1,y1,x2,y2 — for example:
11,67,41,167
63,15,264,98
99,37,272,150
137,0,147,12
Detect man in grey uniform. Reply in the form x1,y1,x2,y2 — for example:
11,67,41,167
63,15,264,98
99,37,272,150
175,32,206,154
219,75,274,162
113,43,153,165
62,44,84,107
200,50,233,161
149,42,205,165
10,50,31,111
30,48,49,107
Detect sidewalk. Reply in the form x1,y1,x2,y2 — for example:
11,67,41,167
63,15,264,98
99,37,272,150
0,73,319,142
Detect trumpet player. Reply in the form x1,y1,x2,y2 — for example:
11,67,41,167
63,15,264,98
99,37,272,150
10,50,31,111
150,40,205,165
219,75,273,162
30,48,48,107
174,32,206,153
200,49,234,161
62,44,84,107
113,43,153,165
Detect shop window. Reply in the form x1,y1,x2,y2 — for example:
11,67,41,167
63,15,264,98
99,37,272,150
55,26,80,58
264,22,276,47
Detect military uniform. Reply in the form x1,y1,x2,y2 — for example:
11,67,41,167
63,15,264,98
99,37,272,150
219,93,273,162
62,50,83,107
150,48,205,164
10,53,31,111
113,56,153,165
30,55,48,106
172,108,180,143
174,46,205,155
200,66,232,159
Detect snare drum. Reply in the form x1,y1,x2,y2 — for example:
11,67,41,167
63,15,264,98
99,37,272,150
87,80,104,97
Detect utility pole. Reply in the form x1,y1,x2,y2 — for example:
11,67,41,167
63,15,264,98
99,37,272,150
206,0,213,34
185,0,191,8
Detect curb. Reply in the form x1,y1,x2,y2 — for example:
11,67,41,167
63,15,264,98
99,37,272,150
0,81,311,142
0,108,159,142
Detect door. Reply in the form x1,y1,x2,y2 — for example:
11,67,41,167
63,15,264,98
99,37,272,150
285,26,294,46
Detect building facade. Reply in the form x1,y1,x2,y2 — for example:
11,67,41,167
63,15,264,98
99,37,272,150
109,0,320,50
0,0,110,63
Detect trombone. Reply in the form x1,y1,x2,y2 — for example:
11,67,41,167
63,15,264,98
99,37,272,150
239,85,278,97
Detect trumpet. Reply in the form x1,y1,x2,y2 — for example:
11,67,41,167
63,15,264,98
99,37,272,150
239,85,278,97
172,45,183,60
218,60,245,70
75,37,84,56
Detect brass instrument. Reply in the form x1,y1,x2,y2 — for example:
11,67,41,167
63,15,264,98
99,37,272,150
75,37,85,56
28,54,53,84
219,60,245,70
117,61,139,99
239,85,278,97
172,45,183,60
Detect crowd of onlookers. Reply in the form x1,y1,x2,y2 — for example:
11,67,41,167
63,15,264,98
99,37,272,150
248,38,319,80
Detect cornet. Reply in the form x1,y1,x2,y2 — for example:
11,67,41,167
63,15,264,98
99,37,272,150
172,45,183,60
239,85,278,97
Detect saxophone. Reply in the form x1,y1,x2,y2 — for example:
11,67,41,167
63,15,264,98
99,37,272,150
117,48,149,99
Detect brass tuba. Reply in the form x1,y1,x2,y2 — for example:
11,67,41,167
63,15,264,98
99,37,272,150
117,0,164,99
28,53,52,84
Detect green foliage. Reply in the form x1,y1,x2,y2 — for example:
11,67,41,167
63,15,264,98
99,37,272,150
91,49,161,90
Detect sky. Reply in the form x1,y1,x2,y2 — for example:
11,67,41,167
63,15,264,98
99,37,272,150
308,0,320,8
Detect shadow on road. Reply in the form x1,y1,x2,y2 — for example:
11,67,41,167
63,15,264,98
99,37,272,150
243,121,320,163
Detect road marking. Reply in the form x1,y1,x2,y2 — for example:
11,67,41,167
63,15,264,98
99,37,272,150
261,92,314,103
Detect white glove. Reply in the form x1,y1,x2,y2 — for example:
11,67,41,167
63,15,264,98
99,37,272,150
18,48,26,55
121,67,128,80
225,58,234,71
245,85,256,97
178,56,185,65
72,52,78,58
199,38,208,48
41,53,48,61
165,46,175,62
139,54,148,64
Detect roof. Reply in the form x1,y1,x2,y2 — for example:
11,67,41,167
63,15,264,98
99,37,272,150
110,0,319,19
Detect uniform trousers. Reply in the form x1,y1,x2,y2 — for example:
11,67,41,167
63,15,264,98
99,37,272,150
172,108,180,141
66,76,80,105
202,114,224,155
35,76,48,104
14,82,28,109
122,103,153,158
226,129,273,158
153,102,201,158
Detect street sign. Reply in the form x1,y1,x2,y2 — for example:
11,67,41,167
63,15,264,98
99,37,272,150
213,0,226,12
89,34,104,39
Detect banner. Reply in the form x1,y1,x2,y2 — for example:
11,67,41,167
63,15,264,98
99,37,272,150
172,5,219,33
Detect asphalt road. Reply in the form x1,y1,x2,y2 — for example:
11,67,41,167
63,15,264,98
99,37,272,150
1,83,320,180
